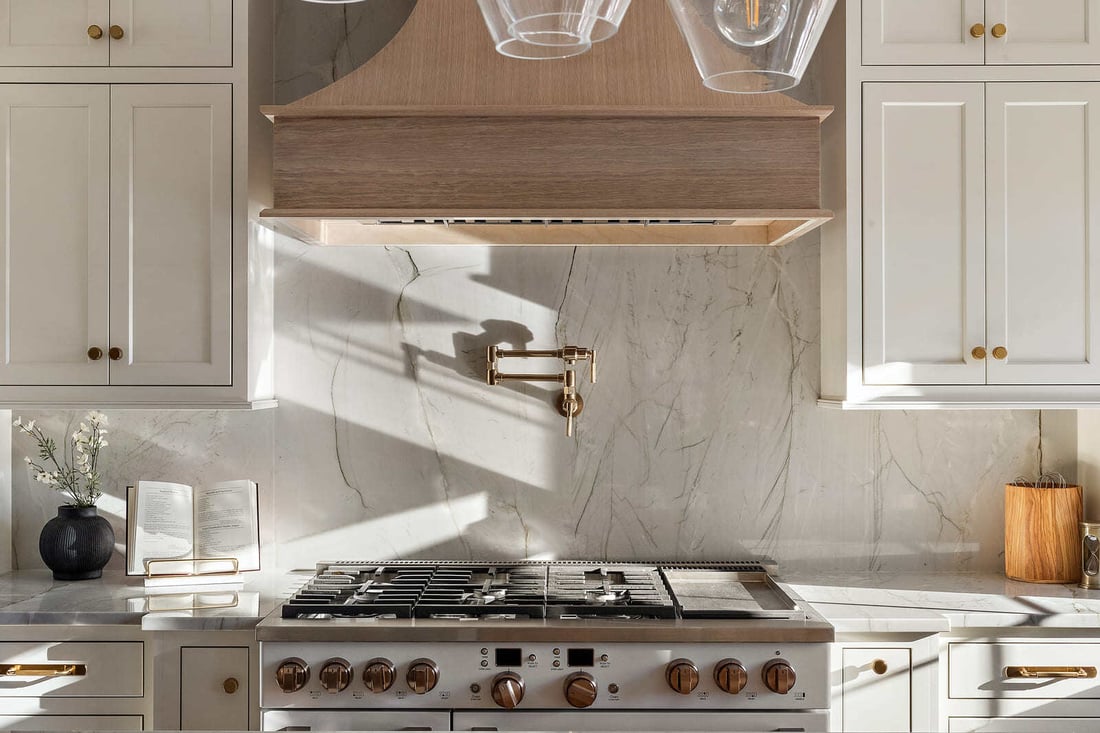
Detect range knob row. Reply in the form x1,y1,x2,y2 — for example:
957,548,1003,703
275,657,438,695
665,658,796,695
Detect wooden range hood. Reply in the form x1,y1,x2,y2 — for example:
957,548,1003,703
261,0,833,246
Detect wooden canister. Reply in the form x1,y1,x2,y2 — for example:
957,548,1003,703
1005,483,1083,583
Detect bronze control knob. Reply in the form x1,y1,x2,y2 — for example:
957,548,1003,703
491,671,525,709
406,659,439,694
363,658,396,693
666,659,700,695
275,658,309,693
714,659,748,695
319,658,352,694
763,659,796,695
563,671,598,708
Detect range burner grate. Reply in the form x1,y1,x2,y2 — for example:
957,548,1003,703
280,560,782,620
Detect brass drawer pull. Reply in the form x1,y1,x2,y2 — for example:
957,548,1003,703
1005,665,1097,679
0,663,87,677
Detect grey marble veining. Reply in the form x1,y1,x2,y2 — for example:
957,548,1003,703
6,4,1080,575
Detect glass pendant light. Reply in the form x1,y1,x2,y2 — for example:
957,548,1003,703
478,0,632,59
668,0,837,93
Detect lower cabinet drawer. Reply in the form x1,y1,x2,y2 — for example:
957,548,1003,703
0,641,143,697
0,715,143,731
949,642,1100,699
950,718,1100,732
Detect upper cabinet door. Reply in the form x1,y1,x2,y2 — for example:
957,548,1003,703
986,83,1100,385
0,0,110,66
986,0,1100,64
863,83,987,386
0,85,110,386
862,0,985,65
109,85,232,386
107,0,232,67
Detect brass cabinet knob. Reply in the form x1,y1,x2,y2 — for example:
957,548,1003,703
109,25,124,40
993,346,1008,360
108,347,123,361
223,677,239,694
970,23,985,38
87,347,104,361
872,659,888,675
971,346,987,360
991,23,1007,38
88,25,104,40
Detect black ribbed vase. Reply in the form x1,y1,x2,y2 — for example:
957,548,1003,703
38,506,114,581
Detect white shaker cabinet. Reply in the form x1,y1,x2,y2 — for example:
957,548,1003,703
860,82,1100,390
0,85,110,386
840,648,912,732
179,646,249,730
109,84,232,387
107,0,232,67
985,83,1100,384
862,0,1100,65
0,0,231,67
0,0,110,66
862,83,986,386
985,0,1100,65
862,0,985,65
0,84,232,389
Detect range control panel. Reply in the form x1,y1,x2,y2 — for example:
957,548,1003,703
260,642,829,711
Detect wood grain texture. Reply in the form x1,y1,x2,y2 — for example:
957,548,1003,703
1005,484,1083,583
272,0,832,119
272,116,822,212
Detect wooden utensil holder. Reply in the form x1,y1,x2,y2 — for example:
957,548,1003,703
1005,483,1083,583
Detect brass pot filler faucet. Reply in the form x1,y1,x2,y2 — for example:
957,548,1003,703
486,345,596,437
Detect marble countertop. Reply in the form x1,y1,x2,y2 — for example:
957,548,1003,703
0,568,312,630
1,568,1098,635
782,571,1100,633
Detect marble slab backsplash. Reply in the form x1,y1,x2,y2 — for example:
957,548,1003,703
10,237,1073,573
6,1,1078,573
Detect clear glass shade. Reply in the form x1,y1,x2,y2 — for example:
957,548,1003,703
667,0,837,93
478,0,632,59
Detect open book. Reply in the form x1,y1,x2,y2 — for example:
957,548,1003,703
126,480,259,577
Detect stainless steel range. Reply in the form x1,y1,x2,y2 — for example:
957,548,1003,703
258,561,833,732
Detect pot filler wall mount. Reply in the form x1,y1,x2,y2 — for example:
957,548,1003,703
486,345,596,436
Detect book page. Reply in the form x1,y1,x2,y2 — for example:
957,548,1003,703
127,481,195,575
194,480,260,572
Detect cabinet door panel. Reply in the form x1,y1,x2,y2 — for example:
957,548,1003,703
863,83,987,386
0,85,109,386
950,719,1100,733
986,0,1100,64
862,0,985,65
109,85,232,386
986,84,1100,384
0,716,142,731
842,648,911,732
108,0,232,67
0,0,110,66
180,647,248,730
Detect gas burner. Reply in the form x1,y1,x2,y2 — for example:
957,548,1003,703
280,561,803,621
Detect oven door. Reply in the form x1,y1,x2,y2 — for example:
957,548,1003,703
452,710,828,732
261,710,451,731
